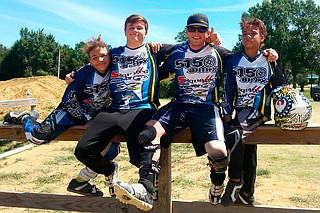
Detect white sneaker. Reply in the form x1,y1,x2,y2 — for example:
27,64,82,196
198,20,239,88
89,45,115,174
114,181,153,211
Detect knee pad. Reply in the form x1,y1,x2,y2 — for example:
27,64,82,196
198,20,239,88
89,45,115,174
225,125,242,153
138,125,157,145
207,154,229,174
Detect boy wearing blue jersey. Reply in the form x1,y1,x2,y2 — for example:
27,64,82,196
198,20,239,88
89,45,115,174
73,14,184,205
220,17,287,206
4,36,120,196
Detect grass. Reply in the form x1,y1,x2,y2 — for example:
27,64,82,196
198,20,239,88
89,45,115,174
0,140,29,154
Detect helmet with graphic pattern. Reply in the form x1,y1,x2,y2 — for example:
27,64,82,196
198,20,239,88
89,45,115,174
272,86,312,131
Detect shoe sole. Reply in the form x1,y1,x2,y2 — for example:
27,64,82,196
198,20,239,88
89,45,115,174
67,187,103,197
114,184,152,212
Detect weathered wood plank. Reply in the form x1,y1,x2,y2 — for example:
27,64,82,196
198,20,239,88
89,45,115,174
0,191,319,213
1,123,320,145
171,200,320,213
0,190,147,212
0,98,37,110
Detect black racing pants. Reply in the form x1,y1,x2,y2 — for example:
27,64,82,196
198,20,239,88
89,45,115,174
74,108,156,176
227,108,262,196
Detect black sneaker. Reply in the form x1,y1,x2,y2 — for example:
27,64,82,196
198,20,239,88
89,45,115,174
67,179,103,197
238,191,254,205
220,179,244,206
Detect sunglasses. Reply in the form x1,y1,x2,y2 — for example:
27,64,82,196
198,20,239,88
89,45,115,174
187,26,208,33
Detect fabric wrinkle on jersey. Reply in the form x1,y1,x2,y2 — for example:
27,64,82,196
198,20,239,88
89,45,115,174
23,64,112,142
62,64,111,122
153,42,230,155
108,45,159,111
221,51,287,120
159,42,230,106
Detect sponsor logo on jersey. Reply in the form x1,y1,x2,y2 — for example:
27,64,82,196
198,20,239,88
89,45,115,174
174,55,218,73
112,52,148,69
233,66,268,84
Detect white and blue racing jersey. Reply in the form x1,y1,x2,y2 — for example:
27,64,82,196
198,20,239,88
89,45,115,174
62,64,110,122
159,42,230,106
108,45,159,110
221,51,286,120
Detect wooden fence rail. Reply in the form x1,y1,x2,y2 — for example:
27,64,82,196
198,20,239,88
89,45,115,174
1,123,320,212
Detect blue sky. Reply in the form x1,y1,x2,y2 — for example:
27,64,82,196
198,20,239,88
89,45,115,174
1,0,320,51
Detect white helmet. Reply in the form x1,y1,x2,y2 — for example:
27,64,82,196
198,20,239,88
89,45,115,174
272,86,312,131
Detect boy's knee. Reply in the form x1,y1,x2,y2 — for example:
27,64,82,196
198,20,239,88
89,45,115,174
205,140,228,158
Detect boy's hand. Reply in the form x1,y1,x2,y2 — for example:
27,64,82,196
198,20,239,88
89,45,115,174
206,27,222,46
146,42,162,53
263,48,278,62
65,71,75,85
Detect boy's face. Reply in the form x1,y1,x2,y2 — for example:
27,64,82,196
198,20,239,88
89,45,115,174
186,25,209,50
241,24,265,49
89,46,110,73
125,20,147,46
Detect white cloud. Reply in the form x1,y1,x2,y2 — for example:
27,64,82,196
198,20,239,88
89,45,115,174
0,12,67,33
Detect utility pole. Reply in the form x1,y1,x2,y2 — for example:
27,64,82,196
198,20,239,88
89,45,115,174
57,49,61,79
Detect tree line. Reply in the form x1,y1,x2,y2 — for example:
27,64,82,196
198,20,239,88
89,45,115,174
176,0,320,89
0,28,88,80
0,0,319,90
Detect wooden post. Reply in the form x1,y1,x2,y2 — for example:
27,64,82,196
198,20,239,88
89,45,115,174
158,145,172,213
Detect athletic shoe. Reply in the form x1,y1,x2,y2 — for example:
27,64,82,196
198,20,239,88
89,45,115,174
67,179,103,196
220,179,244,206
114,181,153,211
3,110,39,124
105,162,119,197
209,184,224,205
21,116,47,144
22,117,51,144
238,191,255,205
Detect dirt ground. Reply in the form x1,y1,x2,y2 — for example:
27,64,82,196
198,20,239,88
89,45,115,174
0,76,319,212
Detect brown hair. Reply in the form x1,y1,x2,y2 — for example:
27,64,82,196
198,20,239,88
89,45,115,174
240,17,267,47
124,14,149,33
83,35,109,59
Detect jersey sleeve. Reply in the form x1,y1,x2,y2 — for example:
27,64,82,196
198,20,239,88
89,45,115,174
271,62,287,88
221,56,237,115
61,67,92,123
214,45,233,68
155,43,183,80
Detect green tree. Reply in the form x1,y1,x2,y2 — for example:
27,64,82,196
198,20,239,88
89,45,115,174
233,0,320,87
174,29,188,42
0,44,9,74
0,28,59,80
58,43,88,79
0,44,9,64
